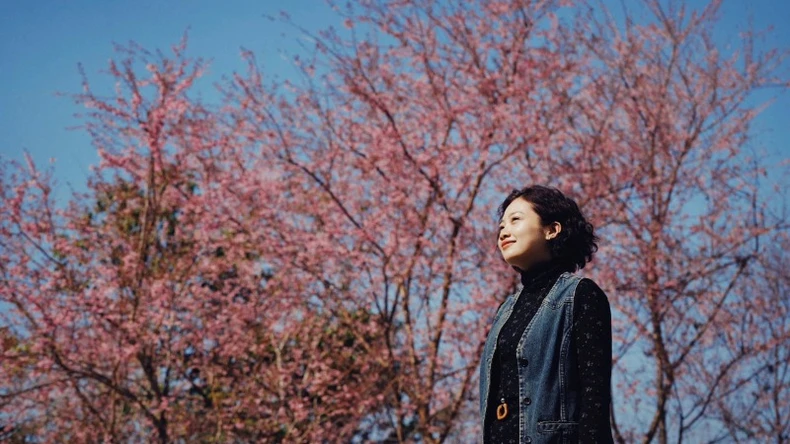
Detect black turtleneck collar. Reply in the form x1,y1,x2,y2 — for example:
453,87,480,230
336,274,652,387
519,260,566,287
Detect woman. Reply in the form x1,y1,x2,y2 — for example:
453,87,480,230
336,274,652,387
479,185,613,443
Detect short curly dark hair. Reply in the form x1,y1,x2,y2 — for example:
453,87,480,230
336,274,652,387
497,185,598,272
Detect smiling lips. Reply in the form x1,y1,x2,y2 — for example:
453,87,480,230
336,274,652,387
500,240,516,250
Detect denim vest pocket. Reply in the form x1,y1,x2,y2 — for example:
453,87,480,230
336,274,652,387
536,421,579,434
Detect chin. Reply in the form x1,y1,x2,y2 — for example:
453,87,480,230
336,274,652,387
502,257,523,269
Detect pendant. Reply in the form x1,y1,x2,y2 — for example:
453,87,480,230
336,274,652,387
496,397,508,420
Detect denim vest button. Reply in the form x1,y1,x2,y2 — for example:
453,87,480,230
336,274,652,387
524,397,532,405
525,437,532,443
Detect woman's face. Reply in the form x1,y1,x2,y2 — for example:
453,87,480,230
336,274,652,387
498,197,556,271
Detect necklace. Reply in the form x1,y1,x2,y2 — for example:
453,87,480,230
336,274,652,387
493,286,525,422
492,269,553,423
496,397,509,420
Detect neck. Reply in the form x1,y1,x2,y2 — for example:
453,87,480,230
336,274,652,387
519,260,559,286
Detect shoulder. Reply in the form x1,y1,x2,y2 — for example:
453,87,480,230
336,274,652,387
574,277,611,308
576,277,605,294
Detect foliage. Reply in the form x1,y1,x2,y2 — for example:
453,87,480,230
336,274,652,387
1,1,788,442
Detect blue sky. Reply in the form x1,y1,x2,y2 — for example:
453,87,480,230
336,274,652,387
1,0,788,198
0,0,339,196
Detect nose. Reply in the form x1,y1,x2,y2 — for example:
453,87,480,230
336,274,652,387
499,230,510,241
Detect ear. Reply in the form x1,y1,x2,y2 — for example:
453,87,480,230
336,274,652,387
545,222,562,240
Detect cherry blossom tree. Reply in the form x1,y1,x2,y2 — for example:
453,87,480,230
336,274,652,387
0,40,394,443
1,0,788,442
707,227,790,442
555,1,790,442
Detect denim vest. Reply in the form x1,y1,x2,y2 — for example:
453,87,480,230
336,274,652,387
479,272,582,444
